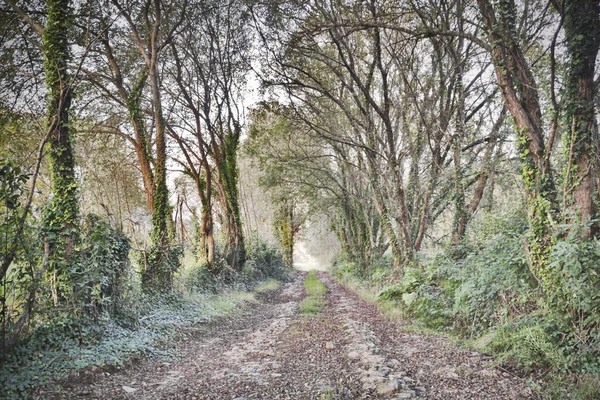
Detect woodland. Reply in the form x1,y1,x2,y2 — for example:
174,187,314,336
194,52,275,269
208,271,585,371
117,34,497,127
0,0,599,398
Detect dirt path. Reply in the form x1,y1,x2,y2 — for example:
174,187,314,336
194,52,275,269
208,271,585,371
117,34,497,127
41,272,538,399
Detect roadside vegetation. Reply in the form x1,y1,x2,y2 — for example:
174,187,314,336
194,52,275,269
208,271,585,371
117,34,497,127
0,239,290,399
243,1,600,397
333,206,600,398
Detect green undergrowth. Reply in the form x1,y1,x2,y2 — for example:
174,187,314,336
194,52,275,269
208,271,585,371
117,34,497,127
300,271,328,313
0,290,254,399
332,209,600,398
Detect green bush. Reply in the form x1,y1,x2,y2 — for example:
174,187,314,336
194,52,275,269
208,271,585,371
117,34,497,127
370,209,600,373
451,230,534,333
544,221,600,372
178,238,290,294
76,214,132,318
242,237,291,283
178,260,219,293
139,243,183,293
331,253,360,279
485,319,567,372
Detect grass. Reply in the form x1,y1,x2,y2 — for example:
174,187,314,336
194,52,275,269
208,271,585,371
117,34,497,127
335,270,434,331
319,386,335,399
304,271,328,296
542,374,600,399
300,271,328,314
299,296,326,313
254,278,282,293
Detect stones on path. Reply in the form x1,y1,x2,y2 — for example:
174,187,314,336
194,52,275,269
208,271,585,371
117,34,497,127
376,378,400,395
330,286,419,398
433,366,459,380
396,390,417,398
121,385,137,393
213,280,302,386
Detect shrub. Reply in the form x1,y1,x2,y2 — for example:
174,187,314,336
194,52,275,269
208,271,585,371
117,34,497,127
76,214,132,318
544,221,600,372
178,260,219,293
242,237,290,283
485,319,567,372
178,237,290,294
451,228,535,333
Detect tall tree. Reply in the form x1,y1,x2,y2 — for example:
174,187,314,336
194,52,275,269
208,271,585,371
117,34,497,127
110,0,187,291
42,0,80,293
168,0,249,270
476,0,600,279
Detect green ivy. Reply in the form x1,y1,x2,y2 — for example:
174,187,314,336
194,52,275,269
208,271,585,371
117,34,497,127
42,0,80,296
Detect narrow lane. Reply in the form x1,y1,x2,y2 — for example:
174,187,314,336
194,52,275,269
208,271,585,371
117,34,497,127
42,272,537,399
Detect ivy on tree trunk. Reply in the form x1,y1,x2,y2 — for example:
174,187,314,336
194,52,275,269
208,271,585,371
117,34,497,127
42,0,80,295
557,0,600,237
477,0,557,280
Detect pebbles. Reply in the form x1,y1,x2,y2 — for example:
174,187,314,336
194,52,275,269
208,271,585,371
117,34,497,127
328,285,418,398
220,301,297,380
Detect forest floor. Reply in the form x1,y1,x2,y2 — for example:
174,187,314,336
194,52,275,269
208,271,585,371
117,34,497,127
39,272,539,400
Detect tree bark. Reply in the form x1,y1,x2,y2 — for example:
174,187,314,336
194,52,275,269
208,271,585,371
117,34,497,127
555,0,600,237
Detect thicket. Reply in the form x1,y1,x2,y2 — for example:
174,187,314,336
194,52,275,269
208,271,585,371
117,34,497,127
334,205,600,379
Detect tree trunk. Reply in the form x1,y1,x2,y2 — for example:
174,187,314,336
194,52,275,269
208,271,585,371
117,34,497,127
200,203,215,266
557,0,600,237
126,71,155,212
100,30,156,213
214,130,245,270
478,0,557,277
137,0,177,292
43,0,79,288
453,111,505,244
